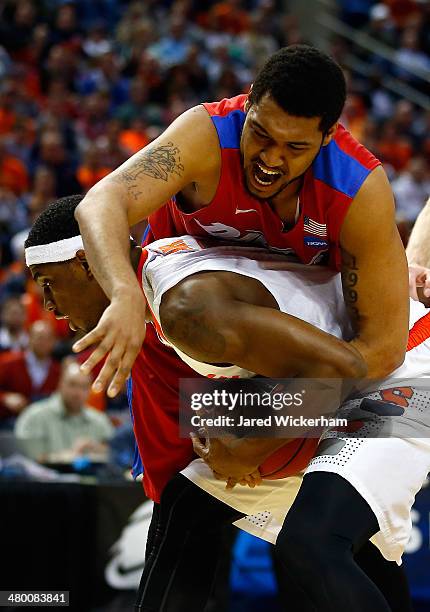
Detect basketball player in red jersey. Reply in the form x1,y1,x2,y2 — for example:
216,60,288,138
72,46,412,611
74,45,409,399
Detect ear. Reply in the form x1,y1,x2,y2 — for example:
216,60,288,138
244,85,253,113
322,122,338,146
75,249,93,279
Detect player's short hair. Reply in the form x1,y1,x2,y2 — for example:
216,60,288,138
25,195,83,249
249,45,346,133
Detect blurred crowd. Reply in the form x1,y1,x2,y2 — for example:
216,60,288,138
336,0,430,233
0,0,291,473
0,0,430,469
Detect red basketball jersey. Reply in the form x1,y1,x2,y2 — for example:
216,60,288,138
149,94,381,270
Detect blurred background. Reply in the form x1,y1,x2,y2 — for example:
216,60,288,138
0,0,429,610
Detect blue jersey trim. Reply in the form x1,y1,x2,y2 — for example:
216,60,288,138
141,223,151,245
211,109,245,149
127,377,144,480
313,140,371,198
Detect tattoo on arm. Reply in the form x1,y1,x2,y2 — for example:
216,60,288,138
161,302,227,362
341,248,360,331
114,142,185,200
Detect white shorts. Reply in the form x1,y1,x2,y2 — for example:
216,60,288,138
182,385,430,564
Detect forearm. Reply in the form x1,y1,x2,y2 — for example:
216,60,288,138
75,180,140,298
406,197,430,266
210,304,367,379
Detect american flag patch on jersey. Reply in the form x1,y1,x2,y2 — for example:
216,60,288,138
304,216,328,237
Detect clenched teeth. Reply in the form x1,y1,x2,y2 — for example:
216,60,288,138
256,162,282,176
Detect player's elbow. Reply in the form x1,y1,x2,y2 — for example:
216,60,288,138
342,352,368,378
325,349,368,379
75,179,127,220
372,350,405,378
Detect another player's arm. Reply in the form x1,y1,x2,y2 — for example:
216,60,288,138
160,276,367,380
405,197,430,299
406,197,430,267
73,105,219,396
161,275,367,481
339,165,409,378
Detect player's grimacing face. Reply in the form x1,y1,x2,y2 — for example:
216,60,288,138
30,260,108,333
240,94,331,199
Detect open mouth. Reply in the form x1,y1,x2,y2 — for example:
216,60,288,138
253,161,283,187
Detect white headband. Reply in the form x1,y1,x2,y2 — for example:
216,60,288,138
25,235,84,266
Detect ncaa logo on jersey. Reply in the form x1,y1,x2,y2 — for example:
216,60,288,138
304,236,328,249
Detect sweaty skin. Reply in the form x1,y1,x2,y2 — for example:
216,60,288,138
74,94,409,396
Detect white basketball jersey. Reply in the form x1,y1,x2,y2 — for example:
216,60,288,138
140,235,430,380
140,236,352,378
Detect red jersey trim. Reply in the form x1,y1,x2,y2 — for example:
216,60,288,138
407,311,430,351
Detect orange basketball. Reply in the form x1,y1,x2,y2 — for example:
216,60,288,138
259,438,319,479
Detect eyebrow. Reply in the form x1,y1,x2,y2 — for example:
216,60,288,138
251,119,312,146
32,272,40,282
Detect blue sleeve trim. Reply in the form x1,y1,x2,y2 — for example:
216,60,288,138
126,377,144,479
313,140,371,198
211,109,245,149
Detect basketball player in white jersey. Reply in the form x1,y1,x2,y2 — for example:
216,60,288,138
24,195,423,612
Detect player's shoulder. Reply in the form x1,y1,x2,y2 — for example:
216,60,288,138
163,104,221,176
312,124,381,199
202,94,247,118
202,95,246,150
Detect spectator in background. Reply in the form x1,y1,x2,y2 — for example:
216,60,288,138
0,81,17,137
33,130,80,197
24,165,57,217
49,2,82,47
0,320,60,427
0,136,29,196
119,118,150,155
148,16,194,69
96,118,128,169
15,359,114,462
40,44,79,97
76,90,111,142
365,3,396,47
237,11,278,71
394,26,430,88
0,295,28,352
0,0,39,60
114,78,150,127
77,143,111,191
393,156,430,224
339,0,375,28
378,120,413,171
82,22,112,59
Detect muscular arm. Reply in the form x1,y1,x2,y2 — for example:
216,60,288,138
75,105,219,300
161,273,367,478
339,166,409,377
72,106,220,396
160,275,367,380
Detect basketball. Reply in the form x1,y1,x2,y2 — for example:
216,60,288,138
259,438,319,479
